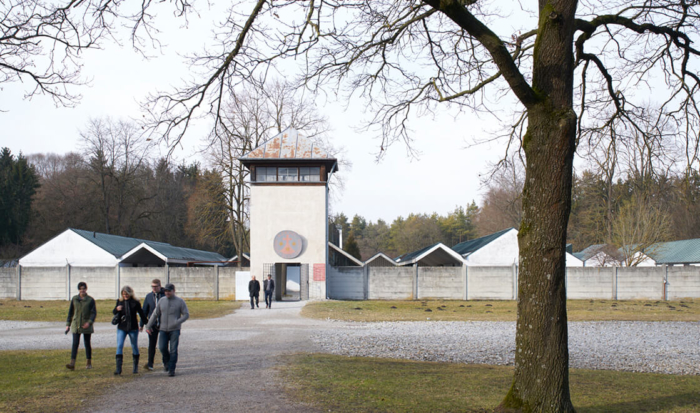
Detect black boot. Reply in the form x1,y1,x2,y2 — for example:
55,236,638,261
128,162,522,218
114,354,123,375
132,354,140,374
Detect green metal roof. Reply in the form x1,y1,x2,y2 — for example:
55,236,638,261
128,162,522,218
573,244,608,261
71,229,225,263
142,242,227,262
72,229,152,257
451,228,514,256
645,238,700,264
395,243,441,263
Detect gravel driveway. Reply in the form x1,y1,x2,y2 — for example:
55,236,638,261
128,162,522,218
1,302,698,412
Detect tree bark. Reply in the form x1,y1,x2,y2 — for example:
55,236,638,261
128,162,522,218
499,1,578,412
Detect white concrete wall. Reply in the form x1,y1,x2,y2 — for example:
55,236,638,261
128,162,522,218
169,267,216,299
467,266,515,300
417,267,463,299
464,229,519,266
119,267,166,300
666,267,700,299
566,267,614,299
19,230,120,267
0,268,17,299
249,185,328,299
327,267,364,300
70,267,117,300
616,267,664,300
21,267,67,300
368,267,414,300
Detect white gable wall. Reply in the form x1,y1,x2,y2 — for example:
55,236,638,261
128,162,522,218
463,229,584,267
19,230,120,267
464,229,519,266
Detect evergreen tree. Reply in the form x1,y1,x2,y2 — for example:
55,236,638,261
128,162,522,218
0,148,40,246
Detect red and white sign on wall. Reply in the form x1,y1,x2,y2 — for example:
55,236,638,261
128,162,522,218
313,264,326,281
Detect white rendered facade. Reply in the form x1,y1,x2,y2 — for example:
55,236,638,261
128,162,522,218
249,184,329,299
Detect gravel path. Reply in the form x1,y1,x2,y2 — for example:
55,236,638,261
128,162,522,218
312,320,700,375
1,305,698,412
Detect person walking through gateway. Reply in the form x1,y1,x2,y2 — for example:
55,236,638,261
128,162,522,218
249,275,261,309
145,283,189,377
113,286,146,375
65,282,96,370
263,274,275,309
141,278,165,371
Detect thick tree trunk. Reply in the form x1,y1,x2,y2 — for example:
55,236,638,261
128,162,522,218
499,1,578,412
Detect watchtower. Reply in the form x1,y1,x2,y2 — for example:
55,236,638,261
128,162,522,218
239,128,338,300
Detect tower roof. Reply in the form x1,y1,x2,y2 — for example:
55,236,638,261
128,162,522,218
239,127,338,170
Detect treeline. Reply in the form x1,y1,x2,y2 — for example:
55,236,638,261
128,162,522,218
0,123,237,259
330,203,480,261
331,169,700,262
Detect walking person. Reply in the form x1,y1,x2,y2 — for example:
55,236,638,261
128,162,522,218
141,279,165,371
263,274,275,309
113,286,146,375
145,283,189,377
249,275,261,309
65,282,96,370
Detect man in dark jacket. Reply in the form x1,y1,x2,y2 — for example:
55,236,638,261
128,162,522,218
248,275,261,309
141,278,165,371
263,274,275,309
145,283,189,377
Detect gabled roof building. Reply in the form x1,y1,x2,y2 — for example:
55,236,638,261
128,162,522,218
19,228,226,267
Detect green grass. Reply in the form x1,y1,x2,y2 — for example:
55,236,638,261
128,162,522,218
280,354,700,413
301,299,700,322
0,348,135,413
0,299,241,322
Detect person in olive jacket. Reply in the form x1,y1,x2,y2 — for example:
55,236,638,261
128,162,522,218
113,285,146,375
65,282,96,370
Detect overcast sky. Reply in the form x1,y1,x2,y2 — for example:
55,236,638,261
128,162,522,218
2,3,524,224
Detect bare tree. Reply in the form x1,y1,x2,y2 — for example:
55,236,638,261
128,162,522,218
613,195,672,267
80,118,155,235
9,0,700,411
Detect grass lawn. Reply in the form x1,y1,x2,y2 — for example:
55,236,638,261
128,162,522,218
0,299,241,322
0,348,135,413
301,299,700,322
281,354,700,413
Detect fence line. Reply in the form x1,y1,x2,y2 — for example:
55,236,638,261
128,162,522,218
0,266,250,301
3,264,700,301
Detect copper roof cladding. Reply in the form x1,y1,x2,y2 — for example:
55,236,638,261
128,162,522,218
239,127,338,170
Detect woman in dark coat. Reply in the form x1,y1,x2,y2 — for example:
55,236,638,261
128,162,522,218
65,281,96,370
113,285,146,375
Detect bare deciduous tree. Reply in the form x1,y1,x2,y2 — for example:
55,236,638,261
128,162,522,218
613,195,672,267
9,0,700,410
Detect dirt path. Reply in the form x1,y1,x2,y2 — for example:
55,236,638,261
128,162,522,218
84,301,338,412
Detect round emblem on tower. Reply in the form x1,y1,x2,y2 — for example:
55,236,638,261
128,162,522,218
273,230,303,259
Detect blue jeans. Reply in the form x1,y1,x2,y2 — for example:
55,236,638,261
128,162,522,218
159,330,180,372
116,329,139,355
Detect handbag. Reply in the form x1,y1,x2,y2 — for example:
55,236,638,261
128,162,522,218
111,313,122,325
111,300,127,325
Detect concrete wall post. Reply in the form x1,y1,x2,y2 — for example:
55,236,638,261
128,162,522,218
165,264,170,285
463,265,468,300
412,264,418,300
613,267,618,300
215,266,220,301
363,265,369,300
116,265,121,299
17,265,21,301
66,264,71,301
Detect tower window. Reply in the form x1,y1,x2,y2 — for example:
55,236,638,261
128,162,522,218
278,167,299,181
257,167,277,182
300,167,321,181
